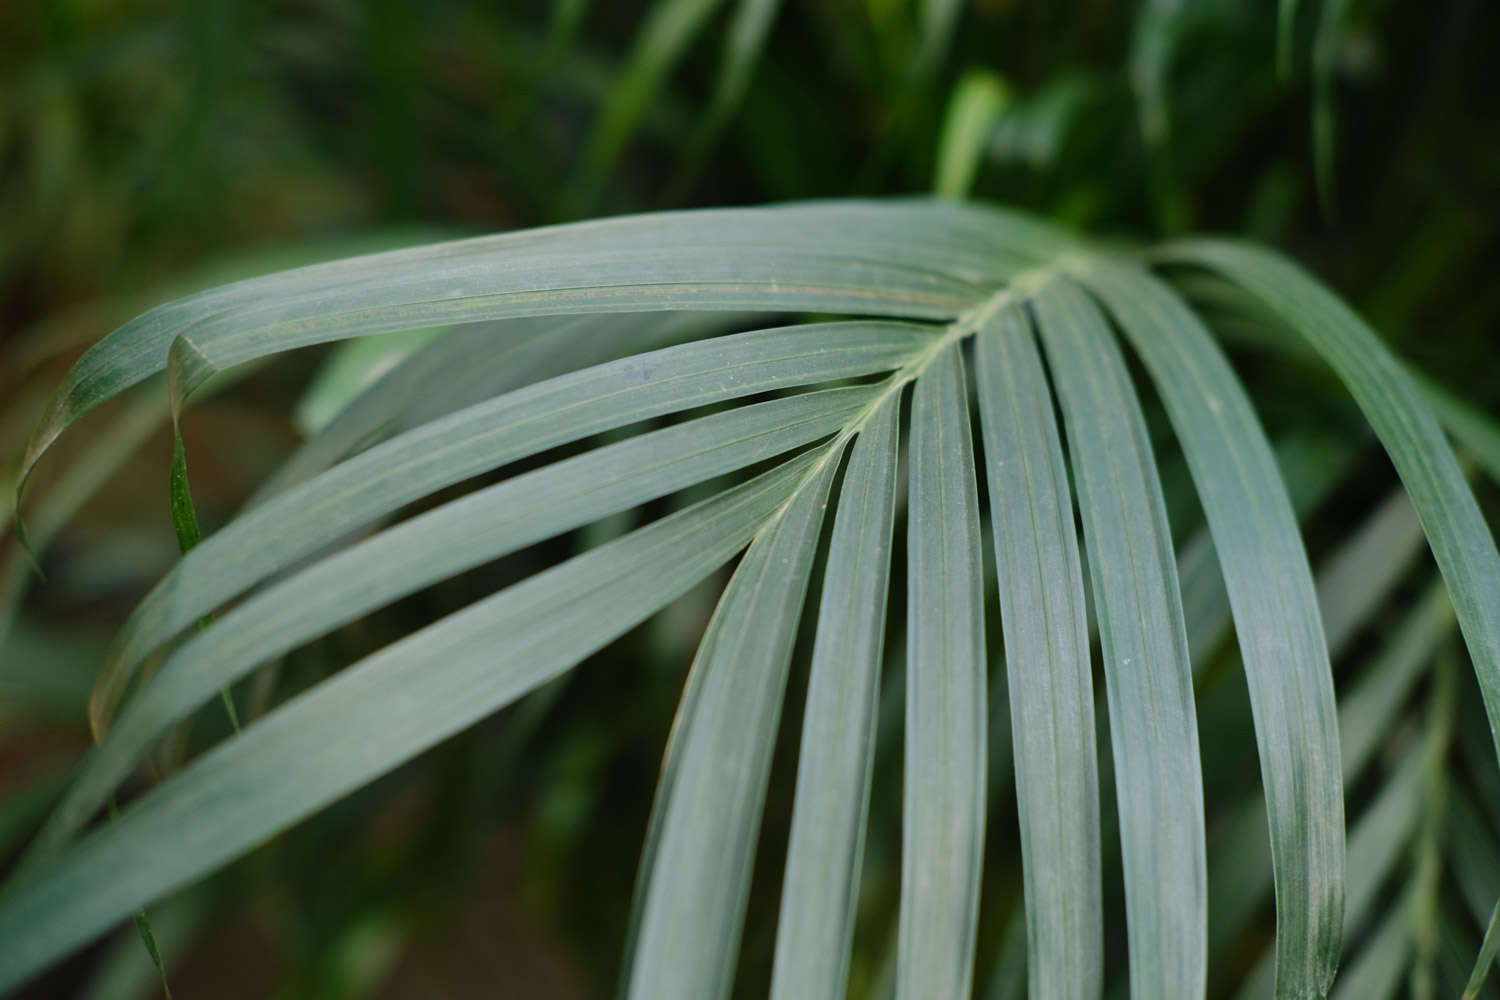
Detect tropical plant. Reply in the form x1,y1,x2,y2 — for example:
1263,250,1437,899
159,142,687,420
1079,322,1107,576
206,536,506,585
2,197,1498,999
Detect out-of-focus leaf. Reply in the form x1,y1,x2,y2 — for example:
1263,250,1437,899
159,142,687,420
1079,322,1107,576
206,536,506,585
934,70,1011,199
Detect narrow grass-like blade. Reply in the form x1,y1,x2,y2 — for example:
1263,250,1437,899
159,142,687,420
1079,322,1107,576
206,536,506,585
934,71,1010,200
255,316,580,501
974,305,1101,997
1465,900,1500,999
916,0,965,72
898,344,986,999
1337,582,1452,778
1178,432,1356,666
87,323,931,735
623,442,839,1000
1312,0,1353,217
1347,750,1425,938
0,452,822,994
1277,0,1298,77
670,0,785,195
291,325,447,436
25,386,879,868
1162,240,1500,764
1033,278,1206,998
1326,892,1414,1000
1315,489,1425,659
565,0,727,211
771,395,900,1000
1447,790,1500,926
1080,260,1342,996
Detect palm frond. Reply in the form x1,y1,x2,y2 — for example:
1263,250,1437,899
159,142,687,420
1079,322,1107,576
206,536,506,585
5,198,1499,998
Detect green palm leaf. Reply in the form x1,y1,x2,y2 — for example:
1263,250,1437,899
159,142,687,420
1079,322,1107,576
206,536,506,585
6,198,1498,998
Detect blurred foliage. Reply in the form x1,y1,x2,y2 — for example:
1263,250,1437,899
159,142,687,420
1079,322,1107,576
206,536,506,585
1,0,1497,997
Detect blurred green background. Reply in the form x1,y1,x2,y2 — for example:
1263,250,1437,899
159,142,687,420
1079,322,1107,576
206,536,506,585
2,1,1497,997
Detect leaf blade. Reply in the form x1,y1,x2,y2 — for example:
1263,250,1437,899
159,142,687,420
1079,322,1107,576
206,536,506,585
88,322,934,735
1079,260,1343,996
898,343,987,1000
770,394,901,1000
974,304,1102,997
1163,240,1500,766
25,385,881,869
0,453,822,995
1033,277,1207,998
624,439,840,1000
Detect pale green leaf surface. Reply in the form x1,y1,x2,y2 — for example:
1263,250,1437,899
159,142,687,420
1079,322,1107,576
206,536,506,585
19,201,1072,491
898,344,986,1000
1162,240,1500,764
771,395,900,1000
1033,278,1206,998
255,315,593,501
1235,751,1424,1000
623,442,839,1000
1080,259,1342,996
974,304,1101,997
26,386,878,868
0,453,823,994
1178,432,1355,666
87,323,931,735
